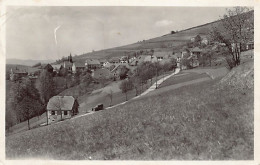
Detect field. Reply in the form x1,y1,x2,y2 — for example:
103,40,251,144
6,61,253,160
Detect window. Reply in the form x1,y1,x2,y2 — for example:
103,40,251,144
64,111,68,115
51,111,55,115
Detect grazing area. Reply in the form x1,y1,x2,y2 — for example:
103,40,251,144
159,72,209,88
6,61,253,160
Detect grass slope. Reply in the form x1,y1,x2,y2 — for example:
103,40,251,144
6,62,253,160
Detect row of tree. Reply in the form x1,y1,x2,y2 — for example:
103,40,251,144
119,59,177,101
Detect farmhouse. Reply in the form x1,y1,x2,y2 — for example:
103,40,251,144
47,96,79,122
85,59,101,70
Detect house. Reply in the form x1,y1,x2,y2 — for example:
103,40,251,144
44,64,54,73
246,41,254,50
181,49,190,58
109,57,121,64
72,61,85,73
10,68,28,81
99,59,108,67
190,47,202,58
153,52,172,61
201,38,209,45
63,61,73,72
143,55,158,63
27,67,41,77
103,61,112,68
92,68,112,79
85,59,101,70
51,64,62,73
47,96,79,122
190,37,195,42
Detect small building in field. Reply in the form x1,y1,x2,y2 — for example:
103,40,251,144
47,96,79,122
72,61,86,73
85,59,101,70
10,68,28,81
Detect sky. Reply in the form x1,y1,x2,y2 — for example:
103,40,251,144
6,6,228,60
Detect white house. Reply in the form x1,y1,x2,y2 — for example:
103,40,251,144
47,96,79,123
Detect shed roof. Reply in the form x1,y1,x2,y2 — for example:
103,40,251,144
47,96,75,111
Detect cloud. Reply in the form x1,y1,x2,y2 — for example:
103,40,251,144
155,20,173,27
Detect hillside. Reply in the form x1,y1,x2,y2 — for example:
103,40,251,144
72,20,221,61
6,61,253,160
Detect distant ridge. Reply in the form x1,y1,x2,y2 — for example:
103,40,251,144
6,58,55,66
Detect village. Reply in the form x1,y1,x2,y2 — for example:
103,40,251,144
5,6,254,160
7,33,254,126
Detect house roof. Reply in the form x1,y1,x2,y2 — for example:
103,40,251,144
153,52,172,58
63,61,73,67
27,67,41,74
11,68,27,74
86,59,100,65
99,59,107,63
44,64,53,69
191,47,202,52
51,64,62,70
109,57,120,63
74,61,85,68
175,52,182,58
47,96,75,111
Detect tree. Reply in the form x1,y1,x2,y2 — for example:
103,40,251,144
58,65,68,77
194,34,202,45
107,88,113,106
37,70,55,105
120,80,134,101
119,66,129,80
13,79,43,130
130,76,141,96
210,7,253,67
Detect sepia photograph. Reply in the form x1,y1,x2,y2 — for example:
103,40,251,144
2,4,254,160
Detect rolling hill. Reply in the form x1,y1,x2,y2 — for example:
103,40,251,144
73,20,221,61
